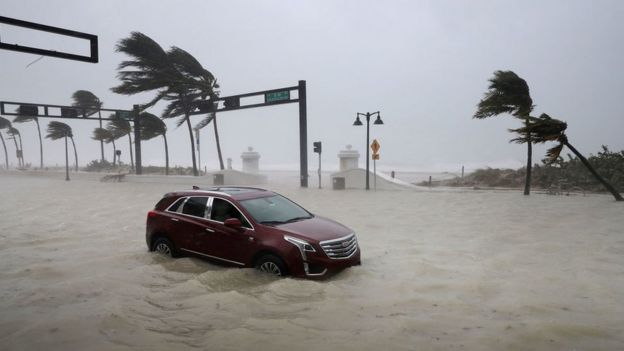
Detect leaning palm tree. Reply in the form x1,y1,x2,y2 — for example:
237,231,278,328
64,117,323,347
106,114,134,169
14,105,44,169
139,112,169,175
46,122,77,179
512,114,623,201
475,70,535,195
93,127,118,166
112,32,219,176
0,116,10,170
7,126,24,168
195,110,225,170
72,90,105,162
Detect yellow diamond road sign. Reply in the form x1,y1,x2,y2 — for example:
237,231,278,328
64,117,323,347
371,139,380,154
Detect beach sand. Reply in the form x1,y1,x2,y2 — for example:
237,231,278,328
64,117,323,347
1,172,623,350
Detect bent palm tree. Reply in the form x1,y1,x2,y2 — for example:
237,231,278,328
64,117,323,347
107,114,134,169
7,126,24,168
139,112,169,175
46,122,77,179
195,110,225,170
512,114,623,201
475,70,534,195
72,90,105,161
112,32,219,176
0,116,10,170
14,105,44,169
93,127,117,166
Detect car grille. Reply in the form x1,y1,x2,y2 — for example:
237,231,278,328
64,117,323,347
320,234,358,259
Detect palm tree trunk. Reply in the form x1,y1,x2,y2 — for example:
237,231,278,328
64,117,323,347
35,119,43,169
185,114,198,176
11,136,20,167
564,142,623,201
212,114,224,170
17,134,24,168
112,139,117,166
523,118,532,196
64,136,70,181
70,136,78,172
98,110,105,162
163,134,169,176
0,133,8,170
128,133,134,170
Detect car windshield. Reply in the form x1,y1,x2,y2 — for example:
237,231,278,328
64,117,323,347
239,195,312,225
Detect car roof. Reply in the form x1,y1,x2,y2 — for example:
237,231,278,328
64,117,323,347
168,186,276,201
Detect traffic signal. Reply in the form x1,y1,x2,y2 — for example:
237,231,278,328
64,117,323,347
223,96,240,109
313,141,322,153
18,105,38,116
61,107,78,118
197,100,217,113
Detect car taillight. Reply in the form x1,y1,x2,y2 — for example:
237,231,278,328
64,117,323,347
147,211,157,218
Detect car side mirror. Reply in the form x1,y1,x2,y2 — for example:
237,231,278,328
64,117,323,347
224,218,243,230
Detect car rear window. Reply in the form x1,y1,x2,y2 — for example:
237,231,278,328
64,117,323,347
166,197,185,212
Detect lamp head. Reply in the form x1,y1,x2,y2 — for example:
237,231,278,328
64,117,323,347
373,114,384,125
353,116,363,126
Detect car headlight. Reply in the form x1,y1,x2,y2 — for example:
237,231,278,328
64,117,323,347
284,235,316,256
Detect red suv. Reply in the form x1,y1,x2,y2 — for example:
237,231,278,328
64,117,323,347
146,187,360,278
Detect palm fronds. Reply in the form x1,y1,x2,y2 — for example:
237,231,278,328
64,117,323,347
474,70,533,119
92,127,114,143
46,121,73,140
71,90,102,116
0,116,11,129
139,112,166,140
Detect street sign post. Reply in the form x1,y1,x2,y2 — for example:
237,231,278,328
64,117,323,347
371,139,380,191
313,141,322,189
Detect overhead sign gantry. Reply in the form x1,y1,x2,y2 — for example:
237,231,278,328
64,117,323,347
1,80,309,187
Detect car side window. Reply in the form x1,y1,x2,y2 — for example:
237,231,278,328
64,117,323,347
181,197,209,218
210,198,251,228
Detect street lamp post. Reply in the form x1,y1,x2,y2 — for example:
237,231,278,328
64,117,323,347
353,111,383,190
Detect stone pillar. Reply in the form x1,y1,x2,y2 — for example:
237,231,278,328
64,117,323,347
241,147,260,173
338,144,360,171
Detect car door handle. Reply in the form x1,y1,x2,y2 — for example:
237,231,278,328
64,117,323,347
171,218,179,222
204,228,215,233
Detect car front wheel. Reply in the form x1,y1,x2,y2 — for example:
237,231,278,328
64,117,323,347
255,254,287,276
153,237,178,258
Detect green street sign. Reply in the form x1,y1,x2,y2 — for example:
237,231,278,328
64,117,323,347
265,90,290,103
116,111,132,120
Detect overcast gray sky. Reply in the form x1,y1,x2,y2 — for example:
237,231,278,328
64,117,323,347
1,0,623,172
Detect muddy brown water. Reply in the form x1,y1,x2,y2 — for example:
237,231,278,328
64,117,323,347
1,174,623,350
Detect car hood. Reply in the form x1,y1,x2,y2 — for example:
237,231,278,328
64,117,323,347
275,215,353,242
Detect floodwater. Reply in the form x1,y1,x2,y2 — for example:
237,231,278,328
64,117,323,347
1,173,623,350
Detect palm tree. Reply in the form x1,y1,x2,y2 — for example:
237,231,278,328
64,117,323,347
106,114,134,169
139,112,169,175
0,116,10,170
112,32,219,176
475,70,535,195
195,110,225,170
7,126,24,168
93,127,118,166
46,122,78,179
72,90,105,162
14,105,44,169
512,114,623,201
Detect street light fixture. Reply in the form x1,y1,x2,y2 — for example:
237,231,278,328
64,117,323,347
353,111,383,190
